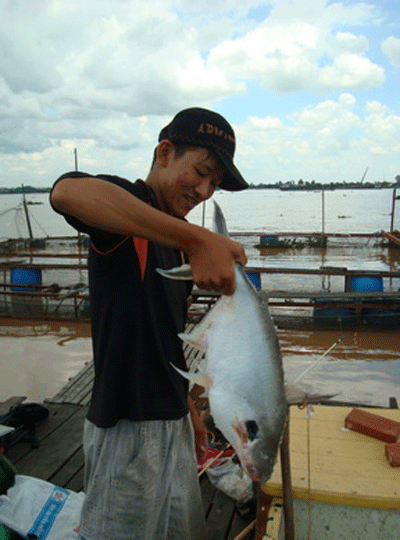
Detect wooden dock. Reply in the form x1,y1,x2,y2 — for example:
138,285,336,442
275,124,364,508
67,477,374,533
381,229,400,246
2,352,257,540
262,405,400,510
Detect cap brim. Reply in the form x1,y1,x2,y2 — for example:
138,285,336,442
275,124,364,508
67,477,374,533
213,149,248,191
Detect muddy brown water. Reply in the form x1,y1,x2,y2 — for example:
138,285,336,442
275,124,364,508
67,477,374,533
0,317,398,408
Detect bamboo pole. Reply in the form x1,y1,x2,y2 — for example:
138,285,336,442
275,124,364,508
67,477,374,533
233,519,256,540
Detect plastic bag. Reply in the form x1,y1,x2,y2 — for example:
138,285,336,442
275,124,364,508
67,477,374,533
0,475,84,540
206,458,253,503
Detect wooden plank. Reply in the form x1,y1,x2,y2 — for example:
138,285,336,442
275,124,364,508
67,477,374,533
63,466,84,493
3,399,238,539
49,446,85,490
6,403,85,463
381,229,400,246
47,361,94,404
201,475,218,516
255,489,273,540
268,290,400,299
12,405,88,481
228,514,255,539
205,487,237,540
262,405,400,509
79,391,92,407
53,361,93,396
263,498,283,540
46,319,205,407
63,374,94,405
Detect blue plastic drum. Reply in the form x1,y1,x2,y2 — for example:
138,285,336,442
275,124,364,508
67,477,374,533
347,275,383,293
10,268,42,291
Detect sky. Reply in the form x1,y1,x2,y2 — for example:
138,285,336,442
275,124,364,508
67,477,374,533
0,0,399,188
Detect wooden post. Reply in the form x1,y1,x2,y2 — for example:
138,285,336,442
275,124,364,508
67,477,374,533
21,185,34,240
390,187,397,234
280,413,295,540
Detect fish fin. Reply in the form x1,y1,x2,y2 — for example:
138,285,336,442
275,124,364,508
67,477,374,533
213,200,229,237
170,362,212,389
284,384,339,405
178,332,207,351
156,264,192,280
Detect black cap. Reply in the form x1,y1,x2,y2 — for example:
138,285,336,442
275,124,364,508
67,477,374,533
158,107,248,191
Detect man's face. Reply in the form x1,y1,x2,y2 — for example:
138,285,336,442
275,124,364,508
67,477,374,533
157,146,225,217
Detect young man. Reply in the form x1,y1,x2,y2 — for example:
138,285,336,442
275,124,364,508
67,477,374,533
50,107,248,540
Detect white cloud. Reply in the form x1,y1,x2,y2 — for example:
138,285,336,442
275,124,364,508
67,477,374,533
0,0,397,187
328,32,369,56
382,36,400,68
318,54,384,90
207,2,384,94
0,0,386,124
235,93,399,183
362,100,400,155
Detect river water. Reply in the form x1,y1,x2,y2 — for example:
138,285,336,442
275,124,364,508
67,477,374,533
0,188,399,406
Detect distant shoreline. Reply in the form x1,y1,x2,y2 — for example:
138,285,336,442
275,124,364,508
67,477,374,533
0,187,51,195
0,181,398,195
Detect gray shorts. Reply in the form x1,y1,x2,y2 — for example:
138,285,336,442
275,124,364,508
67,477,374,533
79,415,206,540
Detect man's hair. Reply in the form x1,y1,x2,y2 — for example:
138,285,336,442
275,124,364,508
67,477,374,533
151,143,213,170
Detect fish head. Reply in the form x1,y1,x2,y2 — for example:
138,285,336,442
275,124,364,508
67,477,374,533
232,417,283,482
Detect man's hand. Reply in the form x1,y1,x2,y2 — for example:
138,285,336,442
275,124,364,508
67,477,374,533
187,229,247,295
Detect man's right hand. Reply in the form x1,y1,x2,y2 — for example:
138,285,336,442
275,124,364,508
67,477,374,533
187,229,247,295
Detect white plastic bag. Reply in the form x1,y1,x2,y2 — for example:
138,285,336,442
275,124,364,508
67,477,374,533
206,458,253,503
0,475,84,540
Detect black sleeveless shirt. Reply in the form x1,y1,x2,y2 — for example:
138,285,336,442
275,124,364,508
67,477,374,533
51,172,192,427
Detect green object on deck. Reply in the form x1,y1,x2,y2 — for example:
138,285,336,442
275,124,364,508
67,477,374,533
0,454,17,495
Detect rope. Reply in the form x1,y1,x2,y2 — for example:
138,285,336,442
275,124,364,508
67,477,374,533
29,211,49,237
0,204,22,217
306,404,314,540
292,336,344,386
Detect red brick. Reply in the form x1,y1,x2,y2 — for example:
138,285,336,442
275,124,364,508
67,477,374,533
344,408,400,443
385,443,400,467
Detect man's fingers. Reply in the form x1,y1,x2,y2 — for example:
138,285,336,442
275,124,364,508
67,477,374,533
196,273,236,295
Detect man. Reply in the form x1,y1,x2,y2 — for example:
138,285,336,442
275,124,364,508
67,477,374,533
50,107,248,540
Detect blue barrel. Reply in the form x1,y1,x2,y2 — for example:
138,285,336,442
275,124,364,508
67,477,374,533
260,235,279,247
245,270,261,290
313,298,356,326
363,308,400,327
347,275,383,293
10,268,42,291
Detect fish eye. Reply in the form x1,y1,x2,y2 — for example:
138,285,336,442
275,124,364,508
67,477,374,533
245,420,259,441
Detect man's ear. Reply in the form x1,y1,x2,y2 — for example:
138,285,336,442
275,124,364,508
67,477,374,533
156,140,175,167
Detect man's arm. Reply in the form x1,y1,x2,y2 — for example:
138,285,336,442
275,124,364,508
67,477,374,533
51,175,247,294
187,395,208,463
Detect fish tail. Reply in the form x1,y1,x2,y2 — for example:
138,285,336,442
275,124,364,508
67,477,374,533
213,201,229,237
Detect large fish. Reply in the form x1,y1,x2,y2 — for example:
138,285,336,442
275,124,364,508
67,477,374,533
159,201,288,482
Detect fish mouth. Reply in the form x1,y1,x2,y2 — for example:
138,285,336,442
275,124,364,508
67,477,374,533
232,419,276,482
243,461,262,482
232,419,263,481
